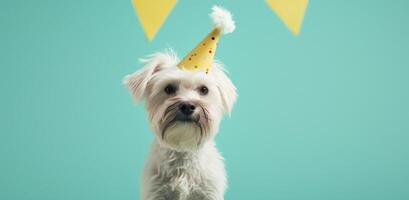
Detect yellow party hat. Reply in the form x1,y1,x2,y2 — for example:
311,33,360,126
177,6,235,73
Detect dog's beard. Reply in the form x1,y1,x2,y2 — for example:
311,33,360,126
159,101,211,150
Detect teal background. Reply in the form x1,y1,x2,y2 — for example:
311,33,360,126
1,0,409,199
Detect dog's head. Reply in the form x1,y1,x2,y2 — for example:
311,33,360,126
124,51,237,151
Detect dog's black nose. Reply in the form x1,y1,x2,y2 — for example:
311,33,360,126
179,103,196,116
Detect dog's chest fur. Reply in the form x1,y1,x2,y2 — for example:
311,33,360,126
159,150,202,190
143,141,226,200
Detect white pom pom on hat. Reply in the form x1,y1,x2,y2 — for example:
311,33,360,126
210,5,236,34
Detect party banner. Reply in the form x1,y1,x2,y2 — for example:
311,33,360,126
131,0,309,41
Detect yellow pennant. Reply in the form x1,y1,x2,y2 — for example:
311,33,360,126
131,0,177,41
266,0,308,35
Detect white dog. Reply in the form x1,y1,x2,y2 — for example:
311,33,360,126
124,6,237,200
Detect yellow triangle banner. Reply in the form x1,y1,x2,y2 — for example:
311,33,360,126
266,0,308,35
131,0,177,41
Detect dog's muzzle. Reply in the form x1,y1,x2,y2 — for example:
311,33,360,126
161,101,211,140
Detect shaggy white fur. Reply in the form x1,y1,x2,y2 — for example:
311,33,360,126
124,50,237,200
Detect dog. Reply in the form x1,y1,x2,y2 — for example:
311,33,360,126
123,50,237,200
124,5,237,200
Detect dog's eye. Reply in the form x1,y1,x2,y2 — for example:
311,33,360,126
199,86,209,95
164,84,177,95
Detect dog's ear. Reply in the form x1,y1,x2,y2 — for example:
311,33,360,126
211,61,237,115
123,52,176,102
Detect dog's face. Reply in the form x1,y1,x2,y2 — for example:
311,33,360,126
124,51,237,151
